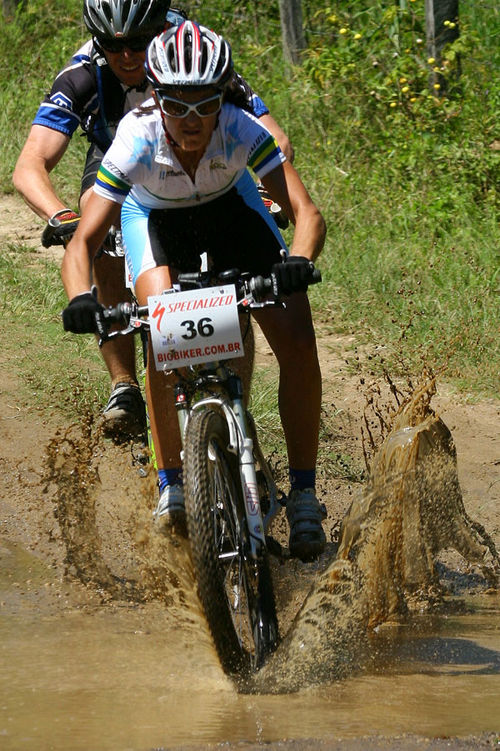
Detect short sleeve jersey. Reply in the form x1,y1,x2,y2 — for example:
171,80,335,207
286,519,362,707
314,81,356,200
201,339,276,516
32,40,270,154
94,101,286,209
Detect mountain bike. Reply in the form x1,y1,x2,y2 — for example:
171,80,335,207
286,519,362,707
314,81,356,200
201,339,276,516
96,267,320,675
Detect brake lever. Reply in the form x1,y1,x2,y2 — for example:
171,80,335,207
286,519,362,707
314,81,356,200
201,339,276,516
98,322,141,348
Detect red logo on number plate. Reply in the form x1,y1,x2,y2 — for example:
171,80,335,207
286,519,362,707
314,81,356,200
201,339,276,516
151,300,166,332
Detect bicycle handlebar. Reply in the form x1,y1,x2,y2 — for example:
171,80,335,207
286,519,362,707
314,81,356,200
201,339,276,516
249,266,322,298
99,266,322,338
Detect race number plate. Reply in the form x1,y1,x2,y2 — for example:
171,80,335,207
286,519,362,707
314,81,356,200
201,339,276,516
148,284,244,370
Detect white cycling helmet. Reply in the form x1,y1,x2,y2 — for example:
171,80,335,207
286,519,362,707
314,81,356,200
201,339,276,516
145,21,233,90
83,0,171,40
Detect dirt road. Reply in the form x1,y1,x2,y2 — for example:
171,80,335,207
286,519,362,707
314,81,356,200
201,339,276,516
1,193,499,750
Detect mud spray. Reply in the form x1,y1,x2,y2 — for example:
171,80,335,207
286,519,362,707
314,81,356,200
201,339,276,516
249,375,500,693
44,376,500,693
44,413,207,630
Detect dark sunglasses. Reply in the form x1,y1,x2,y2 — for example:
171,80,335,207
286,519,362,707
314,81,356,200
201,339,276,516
97,33,152,53
157,92,223,118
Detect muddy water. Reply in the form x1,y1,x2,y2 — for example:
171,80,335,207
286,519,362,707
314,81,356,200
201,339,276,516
2,541,500,750
2,378,499,749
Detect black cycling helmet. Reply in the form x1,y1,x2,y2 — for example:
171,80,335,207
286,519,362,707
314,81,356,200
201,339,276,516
83,0,171,40
145,21,233,90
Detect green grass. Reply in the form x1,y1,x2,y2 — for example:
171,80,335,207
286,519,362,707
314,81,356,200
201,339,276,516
0,244,109,419
0,0,498,416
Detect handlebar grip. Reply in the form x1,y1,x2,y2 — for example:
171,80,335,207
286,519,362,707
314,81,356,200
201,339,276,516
309,267,322,285
103,302,134,325
249,275,273,298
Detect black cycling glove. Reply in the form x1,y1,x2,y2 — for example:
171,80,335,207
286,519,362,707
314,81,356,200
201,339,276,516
42,209,81,248
271,255,315,295
62,292,105,335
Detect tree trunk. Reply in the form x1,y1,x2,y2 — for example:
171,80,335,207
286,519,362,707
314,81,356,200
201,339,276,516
425,0,460,93
278,0,306,69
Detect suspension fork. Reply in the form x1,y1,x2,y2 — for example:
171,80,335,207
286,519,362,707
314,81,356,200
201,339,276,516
174,381,190,457
176,371,266,559
226,375,267,557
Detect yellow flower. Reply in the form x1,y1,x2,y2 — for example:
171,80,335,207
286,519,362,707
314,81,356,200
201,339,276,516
410,97,417,102
399,77,407,83
339,27,348,35
434,83,441,89
390,101,397,108
427,57,435,64
402,85,410,93
354,33,362,40
449,22,456,28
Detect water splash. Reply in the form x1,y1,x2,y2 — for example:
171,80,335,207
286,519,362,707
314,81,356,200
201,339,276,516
250,376,500,693
44,417,207,629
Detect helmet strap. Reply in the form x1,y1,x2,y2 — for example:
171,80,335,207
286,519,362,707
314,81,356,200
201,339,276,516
161,119,179,147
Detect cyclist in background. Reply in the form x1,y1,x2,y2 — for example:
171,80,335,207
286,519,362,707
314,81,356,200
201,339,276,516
60,22,327,563
12,0,294,441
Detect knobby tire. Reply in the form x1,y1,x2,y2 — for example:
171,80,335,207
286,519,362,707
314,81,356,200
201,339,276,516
184,408,278,676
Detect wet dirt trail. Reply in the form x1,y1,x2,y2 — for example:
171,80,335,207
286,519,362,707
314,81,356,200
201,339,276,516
1,193,500,750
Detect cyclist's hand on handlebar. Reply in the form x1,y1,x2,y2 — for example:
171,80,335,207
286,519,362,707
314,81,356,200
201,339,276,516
62,291,105,335
42,209,80,248
271,255,317,295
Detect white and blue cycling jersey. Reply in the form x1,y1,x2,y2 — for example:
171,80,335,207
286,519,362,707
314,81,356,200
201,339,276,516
93,101,287,283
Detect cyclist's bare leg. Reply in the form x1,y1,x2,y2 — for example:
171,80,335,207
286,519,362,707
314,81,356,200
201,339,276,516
145,339,183,468
79,187,137,388
251,293,321,470
232,315,254,404
92,252,137,386
135,266,183,469
253,293,324,560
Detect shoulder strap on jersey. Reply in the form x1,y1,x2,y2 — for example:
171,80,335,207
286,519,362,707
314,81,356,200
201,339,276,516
88,62,126,151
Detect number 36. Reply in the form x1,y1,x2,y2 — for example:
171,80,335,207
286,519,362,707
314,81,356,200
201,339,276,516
181,317,215,340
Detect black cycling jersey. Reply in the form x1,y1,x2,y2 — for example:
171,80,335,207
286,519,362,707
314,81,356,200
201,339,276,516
33,40,269,153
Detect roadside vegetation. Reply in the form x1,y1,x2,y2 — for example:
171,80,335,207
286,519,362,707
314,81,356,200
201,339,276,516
0,0,498,452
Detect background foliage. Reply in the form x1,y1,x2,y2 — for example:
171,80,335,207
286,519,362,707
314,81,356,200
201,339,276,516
0,0,498,397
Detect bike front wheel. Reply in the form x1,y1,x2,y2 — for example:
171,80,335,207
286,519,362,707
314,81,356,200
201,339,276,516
184,408,279,676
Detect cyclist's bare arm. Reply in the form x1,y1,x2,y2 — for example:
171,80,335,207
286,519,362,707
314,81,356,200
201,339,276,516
261,161,326,261
259,113,295,164
12,125,72,220
61,192,121,299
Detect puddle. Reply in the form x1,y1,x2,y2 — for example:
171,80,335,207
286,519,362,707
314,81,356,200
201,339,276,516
2,375,499,749
1,542,500,750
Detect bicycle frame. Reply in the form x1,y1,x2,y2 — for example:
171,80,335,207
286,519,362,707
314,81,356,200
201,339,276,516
102,291,284,561
87,266,322,672
172,359,283,559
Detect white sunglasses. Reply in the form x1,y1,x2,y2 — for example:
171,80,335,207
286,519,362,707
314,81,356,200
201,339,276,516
157,92,223,118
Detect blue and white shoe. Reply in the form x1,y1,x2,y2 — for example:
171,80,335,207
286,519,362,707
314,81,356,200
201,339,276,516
153,484,186,532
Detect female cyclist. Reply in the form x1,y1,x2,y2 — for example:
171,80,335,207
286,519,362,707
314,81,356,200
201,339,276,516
61,21,327,562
